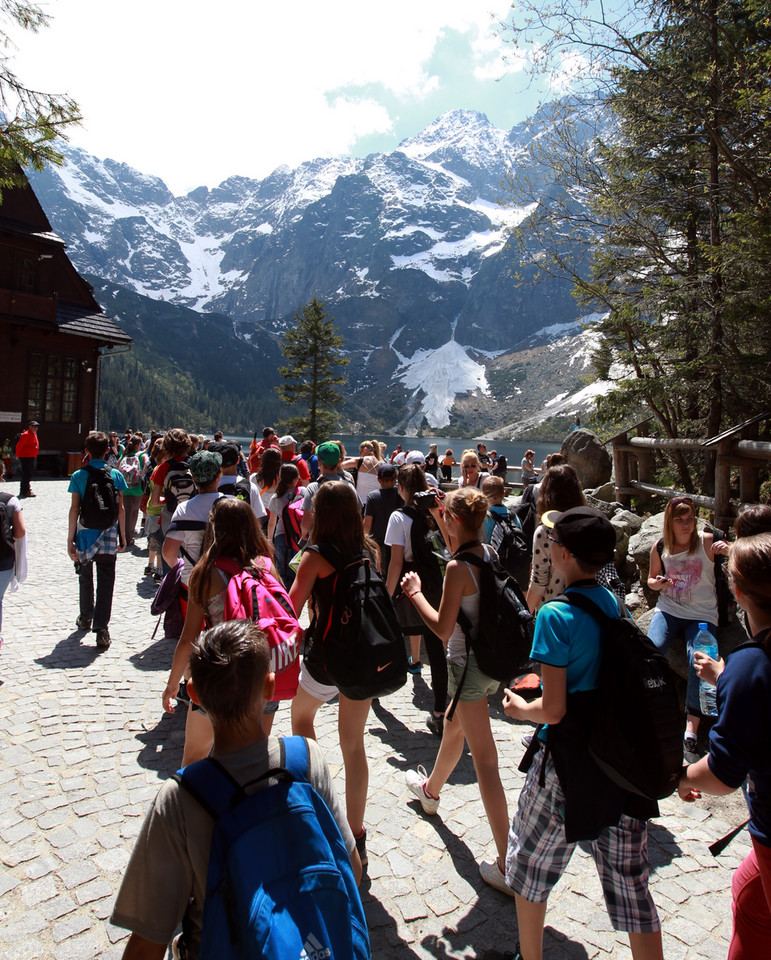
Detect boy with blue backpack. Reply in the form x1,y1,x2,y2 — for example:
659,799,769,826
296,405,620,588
112,619,367,960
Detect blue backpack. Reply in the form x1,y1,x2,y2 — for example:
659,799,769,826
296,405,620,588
174,736,370,960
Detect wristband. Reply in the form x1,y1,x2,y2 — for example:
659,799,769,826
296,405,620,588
408,590,422,601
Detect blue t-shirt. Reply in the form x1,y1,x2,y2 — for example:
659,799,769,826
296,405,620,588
68,459,127,552
531,583,620,740
709,641,771,846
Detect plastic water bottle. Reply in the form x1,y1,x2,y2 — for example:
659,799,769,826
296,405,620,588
694,623,719,717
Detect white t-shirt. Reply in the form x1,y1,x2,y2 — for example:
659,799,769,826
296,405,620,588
166,492,223,584
384,509,414,561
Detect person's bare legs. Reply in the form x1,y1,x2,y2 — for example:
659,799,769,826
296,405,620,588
514,894,548,960
338,695,372,835
628,931,664,960
424,707,465,796
409,634,421,665
455,697,510,863
290,686,323,740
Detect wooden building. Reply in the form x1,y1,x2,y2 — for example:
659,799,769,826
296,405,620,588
0,171,131,471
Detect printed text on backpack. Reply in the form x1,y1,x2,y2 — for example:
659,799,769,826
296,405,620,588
213,557,301,701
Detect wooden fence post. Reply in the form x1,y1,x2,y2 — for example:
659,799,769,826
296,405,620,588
739,423,760,505
614,431,631,508
714,439,732,528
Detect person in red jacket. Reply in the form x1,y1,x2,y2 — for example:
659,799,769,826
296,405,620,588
15,421,39,499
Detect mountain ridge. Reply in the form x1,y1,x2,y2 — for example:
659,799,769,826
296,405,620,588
28,100,611,437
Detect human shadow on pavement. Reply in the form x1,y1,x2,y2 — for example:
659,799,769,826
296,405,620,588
647,822,682,871
360,874,424,960
135,577,158,601
370,698,484,788
35,631,104,669
134,709,186,779
129,635,176,672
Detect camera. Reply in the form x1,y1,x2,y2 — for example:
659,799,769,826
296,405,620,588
414,489,443,510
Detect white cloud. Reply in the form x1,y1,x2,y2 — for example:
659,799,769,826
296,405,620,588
6,0,518,193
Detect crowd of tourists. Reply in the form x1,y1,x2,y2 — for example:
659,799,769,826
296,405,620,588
2,419,769,960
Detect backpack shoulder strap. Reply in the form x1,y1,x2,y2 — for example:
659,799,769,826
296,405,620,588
312,541,347,571
173,757,241,820
280,736,310,782
551,589,626,624
213,556,242,576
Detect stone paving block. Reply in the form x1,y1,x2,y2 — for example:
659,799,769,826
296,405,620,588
73,878,113,906
41,895,78,921
57,861,99,891
20,875,59,906
52,913,93,943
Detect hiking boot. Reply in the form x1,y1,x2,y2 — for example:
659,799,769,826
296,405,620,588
426,713,444,738
479,858,516,897
95,628,111,649
355,828,368,868
407,657,422,675
75,615,92,631
144,564,154,576
405,767,440,815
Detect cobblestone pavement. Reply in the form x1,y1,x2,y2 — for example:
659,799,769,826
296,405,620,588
0,480,750,959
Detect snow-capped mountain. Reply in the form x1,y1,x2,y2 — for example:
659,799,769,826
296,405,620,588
29,103,604,434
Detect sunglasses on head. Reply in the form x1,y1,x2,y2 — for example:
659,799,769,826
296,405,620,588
670,496,694,508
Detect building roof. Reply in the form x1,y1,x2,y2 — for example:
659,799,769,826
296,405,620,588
57,302,132,346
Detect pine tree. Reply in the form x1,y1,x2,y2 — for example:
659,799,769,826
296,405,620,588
276,297,349,442
503,0,771,491
0,2,81,193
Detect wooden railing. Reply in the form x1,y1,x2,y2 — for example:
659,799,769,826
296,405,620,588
612,416,771,527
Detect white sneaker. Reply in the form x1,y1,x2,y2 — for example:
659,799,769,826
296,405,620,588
479,858,516,897
405,766,440,815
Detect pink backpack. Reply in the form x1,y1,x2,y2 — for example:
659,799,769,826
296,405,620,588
213,556,301,701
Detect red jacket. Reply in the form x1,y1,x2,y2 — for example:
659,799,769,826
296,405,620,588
15,429,39,458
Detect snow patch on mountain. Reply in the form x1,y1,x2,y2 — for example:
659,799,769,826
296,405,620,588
393,339,489,429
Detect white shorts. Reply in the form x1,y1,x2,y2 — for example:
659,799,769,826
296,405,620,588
298,662,339,703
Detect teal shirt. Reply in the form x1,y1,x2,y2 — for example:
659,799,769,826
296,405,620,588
68,459,127,552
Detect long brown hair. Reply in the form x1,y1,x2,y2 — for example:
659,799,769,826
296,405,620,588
537,464,585,516
311,481,379,559
189,498,273,606
662,497,699,555
728,533,771,617
396,464,427,505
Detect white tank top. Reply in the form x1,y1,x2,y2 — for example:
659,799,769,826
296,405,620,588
657,532,717,625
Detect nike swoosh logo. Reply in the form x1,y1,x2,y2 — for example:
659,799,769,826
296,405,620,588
377,663,392,672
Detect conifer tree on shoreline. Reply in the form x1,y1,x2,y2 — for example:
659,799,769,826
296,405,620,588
277,297,349,442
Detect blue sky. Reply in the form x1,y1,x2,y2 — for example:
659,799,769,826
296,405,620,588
7,1,564,195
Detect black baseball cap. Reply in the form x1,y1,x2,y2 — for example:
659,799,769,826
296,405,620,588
541,506,616,565
208,441,239,468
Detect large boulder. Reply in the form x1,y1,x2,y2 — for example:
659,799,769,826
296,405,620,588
561,428,612,490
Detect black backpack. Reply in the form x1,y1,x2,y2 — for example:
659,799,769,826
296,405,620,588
488,508,529,575
164,460,197,514
552,591,683,800
0,492,15,563
219,476,252,502
303,543,407,700
656,534,734,627
402,505,451,607
450,547,535,718
80,465,120,530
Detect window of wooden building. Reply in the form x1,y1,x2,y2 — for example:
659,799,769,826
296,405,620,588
27,353,79,423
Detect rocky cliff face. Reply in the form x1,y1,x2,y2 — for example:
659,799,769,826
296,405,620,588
30,103,608,434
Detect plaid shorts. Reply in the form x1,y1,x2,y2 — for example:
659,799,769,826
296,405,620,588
505,745,660,933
